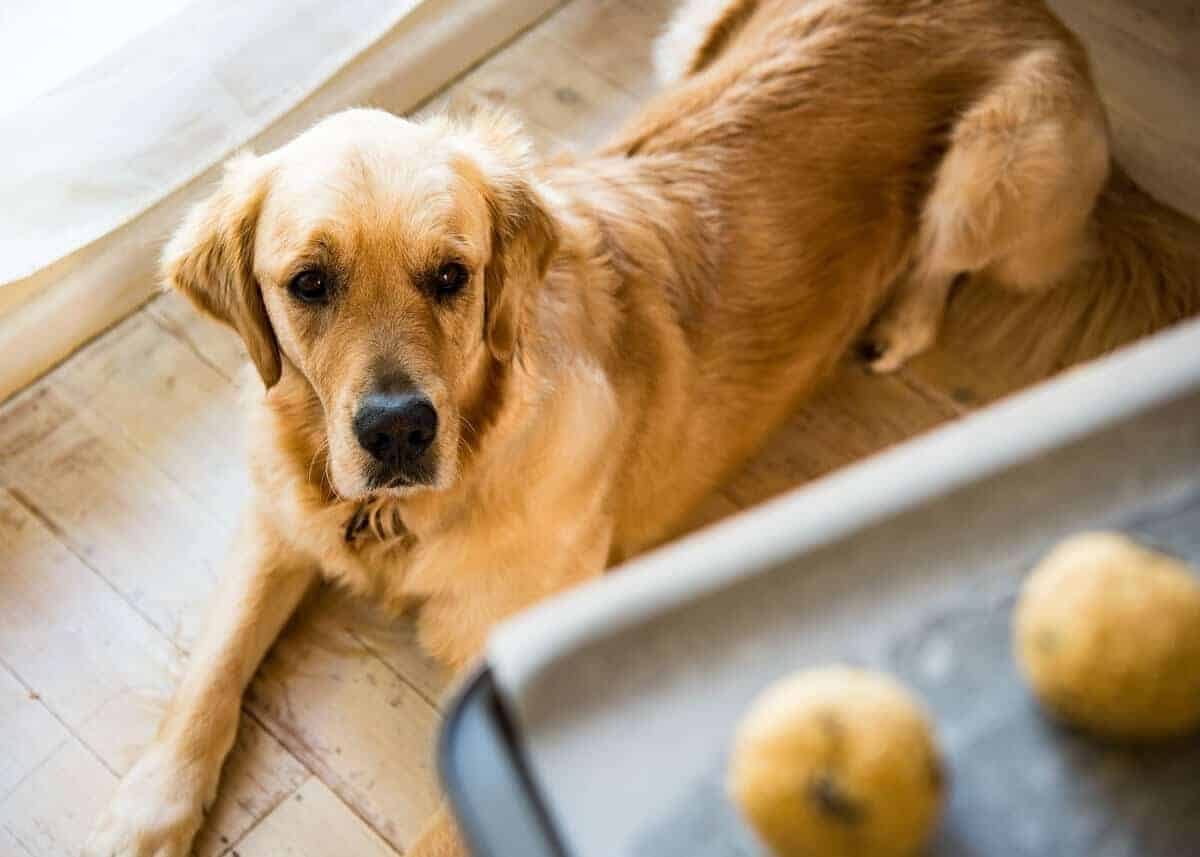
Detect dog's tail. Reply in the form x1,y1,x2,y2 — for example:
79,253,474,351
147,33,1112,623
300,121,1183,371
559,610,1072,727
934,166,1200,395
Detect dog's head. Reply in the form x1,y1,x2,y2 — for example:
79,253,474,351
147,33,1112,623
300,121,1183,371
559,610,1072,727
164,109,558,499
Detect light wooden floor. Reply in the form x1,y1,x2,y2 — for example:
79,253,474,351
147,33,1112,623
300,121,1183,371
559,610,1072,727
1,1,1196,855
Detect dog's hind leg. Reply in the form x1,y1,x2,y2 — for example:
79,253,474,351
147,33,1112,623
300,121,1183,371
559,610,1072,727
864,46,1110,373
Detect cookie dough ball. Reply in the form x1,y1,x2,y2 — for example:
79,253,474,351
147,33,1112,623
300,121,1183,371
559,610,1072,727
1014,531,1200,741
728,667,945,857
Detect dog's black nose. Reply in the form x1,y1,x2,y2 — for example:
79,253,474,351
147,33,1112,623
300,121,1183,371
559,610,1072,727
353,392,438,468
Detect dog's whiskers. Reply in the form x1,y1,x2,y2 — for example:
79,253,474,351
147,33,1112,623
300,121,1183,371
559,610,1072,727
306,436,331,487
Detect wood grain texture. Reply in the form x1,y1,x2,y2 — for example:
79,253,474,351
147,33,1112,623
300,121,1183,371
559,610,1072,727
0,666,68,803
145,292,251,386
235,778,397,857
724,362,960,507
51,311,250,527
541,0,665,99
0,738,117,857
0,384,228,649
245,595,443,853
0,488,179,753
454,28,640,151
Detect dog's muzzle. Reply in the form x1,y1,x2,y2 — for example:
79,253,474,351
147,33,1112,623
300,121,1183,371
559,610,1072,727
353,386,438,488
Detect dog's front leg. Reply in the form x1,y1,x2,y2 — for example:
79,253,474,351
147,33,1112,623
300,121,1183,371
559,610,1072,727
85,507,316,857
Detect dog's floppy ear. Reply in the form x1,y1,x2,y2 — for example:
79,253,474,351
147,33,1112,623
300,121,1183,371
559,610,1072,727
452,112,560,363
163,153,281,387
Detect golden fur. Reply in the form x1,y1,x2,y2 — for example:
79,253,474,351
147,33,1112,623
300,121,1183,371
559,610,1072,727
88,1,1200,854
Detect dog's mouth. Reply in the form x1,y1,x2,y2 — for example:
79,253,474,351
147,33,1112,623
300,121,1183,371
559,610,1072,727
325,391,461,501
382,469,437,491
341,381,444,495
323,446,437,503
362,454,439,493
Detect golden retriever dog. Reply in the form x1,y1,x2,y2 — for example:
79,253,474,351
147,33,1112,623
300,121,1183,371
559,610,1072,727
87,0,1199,854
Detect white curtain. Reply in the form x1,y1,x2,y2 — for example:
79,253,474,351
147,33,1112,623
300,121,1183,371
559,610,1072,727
0,0,422,289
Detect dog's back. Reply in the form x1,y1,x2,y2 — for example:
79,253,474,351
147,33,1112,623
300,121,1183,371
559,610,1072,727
580,0,1200,551
626,0,1200,382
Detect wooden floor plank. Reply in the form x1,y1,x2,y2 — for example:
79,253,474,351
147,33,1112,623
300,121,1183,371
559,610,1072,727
724,360,959,507
235,777,399,857
540,0,664,99
192,718,309,857
0,385,74,467
245,596,442,854
319,593,451,709
621,0,678,26
0,738,116,857
51,311,249,529
1,826,33,856
455,29,639,151
413,84,572,159
145,292,251,384
0,386,227,650
0,666,69,804
0,488,178,750
0,487,306,857
514,35,642,149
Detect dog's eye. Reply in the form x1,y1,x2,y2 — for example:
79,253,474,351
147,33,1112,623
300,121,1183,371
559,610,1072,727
288,269,330,304
433,262,469,297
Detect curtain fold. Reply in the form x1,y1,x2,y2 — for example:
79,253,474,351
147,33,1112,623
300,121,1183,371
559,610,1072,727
0,0,421,288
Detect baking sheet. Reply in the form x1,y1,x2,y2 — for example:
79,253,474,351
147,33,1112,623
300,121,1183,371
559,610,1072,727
634,490,1200,857
484,319,1200,857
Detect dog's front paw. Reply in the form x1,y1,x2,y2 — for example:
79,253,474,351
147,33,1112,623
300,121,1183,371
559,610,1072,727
84,748,206,857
